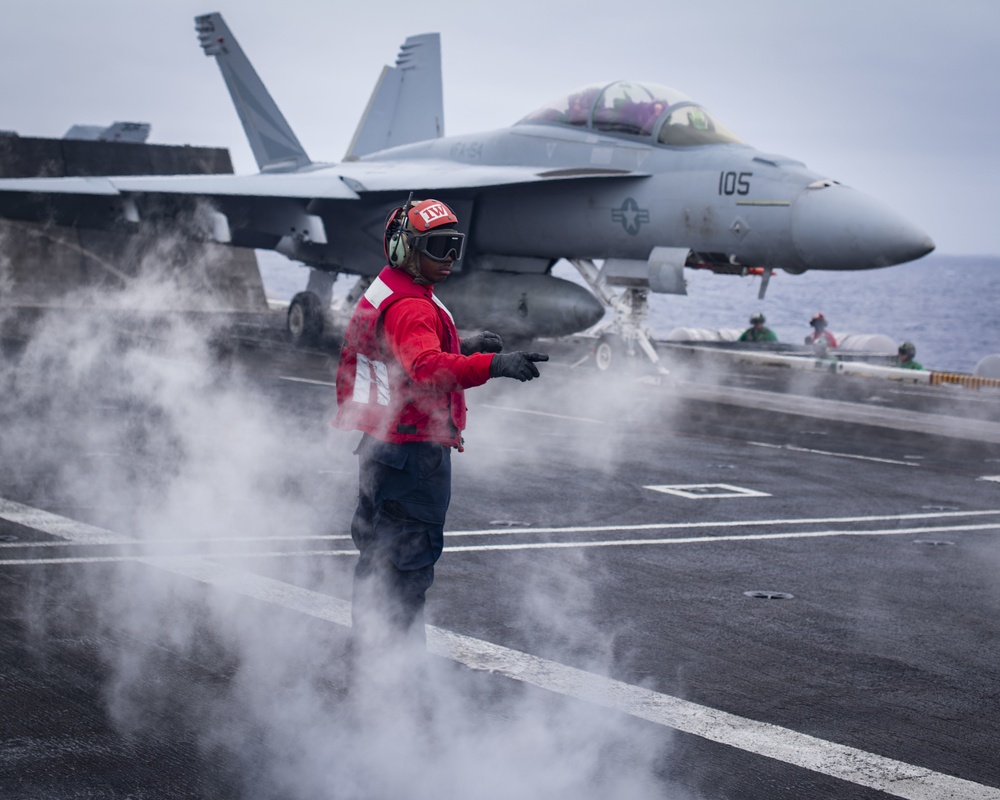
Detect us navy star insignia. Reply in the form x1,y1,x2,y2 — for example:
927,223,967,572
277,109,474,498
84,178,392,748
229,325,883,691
611,197,650,235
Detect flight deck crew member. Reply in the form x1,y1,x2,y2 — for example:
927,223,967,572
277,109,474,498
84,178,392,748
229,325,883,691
333,198,549,656
739,312,778,343
896,341,924,370
805,312,838,348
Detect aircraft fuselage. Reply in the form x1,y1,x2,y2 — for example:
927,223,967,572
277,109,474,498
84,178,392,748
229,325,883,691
357,124,932,276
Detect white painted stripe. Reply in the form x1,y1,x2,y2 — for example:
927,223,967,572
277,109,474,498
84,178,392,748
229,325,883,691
749,440,919,467
0,550,355,566
978,475,1000,483
3,497,999,798
443,522,1000,553
479,403,605,425
426,626,1000,800
0,555,143,566
0,533,352,549
644,483,771,499
0,498,126,544
446,508,1000,538
6,520,1000,563
1,555,138,566
5,498,1000,545
278,376,335,387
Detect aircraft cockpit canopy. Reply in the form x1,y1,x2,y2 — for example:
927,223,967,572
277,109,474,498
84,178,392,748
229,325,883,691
519,81,744,146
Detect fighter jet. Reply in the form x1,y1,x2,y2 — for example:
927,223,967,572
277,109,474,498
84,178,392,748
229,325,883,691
0,12,934,366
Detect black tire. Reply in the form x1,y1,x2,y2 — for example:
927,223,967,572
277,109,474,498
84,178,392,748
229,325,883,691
287,291,323,347
594,335,624,371
594,334,650,373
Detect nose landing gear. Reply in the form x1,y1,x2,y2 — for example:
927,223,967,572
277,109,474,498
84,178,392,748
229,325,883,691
569,258,666,374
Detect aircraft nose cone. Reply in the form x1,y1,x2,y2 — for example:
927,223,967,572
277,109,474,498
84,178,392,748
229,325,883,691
791,185,935,270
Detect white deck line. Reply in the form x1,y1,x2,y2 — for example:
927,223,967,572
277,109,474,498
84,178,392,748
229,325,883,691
6,516,1000,565
2,496,999,798
748,440,921,466
3,499,1000,552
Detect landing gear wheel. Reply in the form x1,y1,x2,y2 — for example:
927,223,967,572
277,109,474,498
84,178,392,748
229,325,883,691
287,291,323,348
594,335,623,372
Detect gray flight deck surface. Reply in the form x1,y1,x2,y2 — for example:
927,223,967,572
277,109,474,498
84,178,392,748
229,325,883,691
2,317,999,799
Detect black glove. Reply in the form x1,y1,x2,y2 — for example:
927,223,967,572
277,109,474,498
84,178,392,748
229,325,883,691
490,352,549,381
461,331,504,355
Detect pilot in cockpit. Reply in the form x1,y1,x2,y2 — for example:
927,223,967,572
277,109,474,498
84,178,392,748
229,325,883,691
641,101,667,133
564,90,597,126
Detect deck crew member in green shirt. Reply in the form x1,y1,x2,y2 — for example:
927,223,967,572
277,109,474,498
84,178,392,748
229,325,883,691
896,341,924,370
739,312,778,343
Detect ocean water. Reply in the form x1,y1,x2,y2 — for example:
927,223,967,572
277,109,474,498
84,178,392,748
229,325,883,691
257,252,1000,375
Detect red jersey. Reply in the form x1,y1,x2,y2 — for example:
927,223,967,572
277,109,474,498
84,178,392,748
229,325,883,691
807,329,838,348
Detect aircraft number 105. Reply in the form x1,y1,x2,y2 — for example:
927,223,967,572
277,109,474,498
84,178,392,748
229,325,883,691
718,171,752,196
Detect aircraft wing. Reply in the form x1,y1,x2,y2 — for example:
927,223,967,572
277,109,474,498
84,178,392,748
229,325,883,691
0,163,643,199
0,173,357,200
0,164,647,251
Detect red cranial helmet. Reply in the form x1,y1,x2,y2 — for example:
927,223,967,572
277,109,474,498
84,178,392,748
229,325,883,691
385,198,464,267
406,199,458,232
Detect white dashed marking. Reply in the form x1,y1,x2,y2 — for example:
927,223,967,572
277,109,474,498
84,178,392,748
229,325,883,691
749,440,920,466
644,483,771,499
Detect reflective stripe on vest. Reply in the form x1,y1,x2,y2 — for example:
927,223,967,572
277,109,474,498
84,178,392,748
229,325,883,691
353,353,390,406
364,276,393,310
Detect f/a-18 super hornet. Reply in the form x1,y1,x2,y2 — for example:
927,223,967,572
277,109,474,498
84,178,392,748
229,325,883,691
0,12,933,368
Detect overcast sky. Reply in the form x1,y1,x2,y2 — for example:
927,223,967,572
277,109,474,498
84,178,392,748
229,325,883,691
2,0,997,255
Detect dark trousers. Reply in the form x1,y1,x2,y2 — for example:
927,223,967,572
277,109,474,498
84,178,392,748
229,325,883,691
350,434,451,653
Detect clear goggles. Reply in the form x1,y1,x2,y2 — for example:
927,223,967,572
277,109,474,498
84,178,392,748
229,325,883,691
412,230,465,261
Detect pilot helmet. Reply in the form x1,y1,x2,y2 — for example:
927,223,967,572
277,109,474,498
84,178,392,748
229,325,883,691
898,341,916,358
750,312,766,325
810,312,827,329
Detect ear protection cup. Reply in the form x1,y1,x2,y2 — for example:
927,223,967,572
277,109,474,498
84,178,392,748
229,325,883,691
388,227,410,266
384,206,411,267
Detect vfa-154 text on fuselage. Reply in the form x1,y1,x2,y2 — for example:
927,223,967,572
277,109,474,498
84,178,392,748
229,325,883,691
0,12,933,362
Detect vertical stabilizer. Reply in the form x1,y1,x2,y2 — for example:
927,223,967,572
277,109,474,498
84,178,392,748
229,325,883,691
195,12,311,172
345,33,443,160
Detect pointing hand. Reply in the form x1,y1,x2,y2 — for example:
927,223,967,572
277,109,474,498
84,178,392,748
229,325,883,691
490,352,549,381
